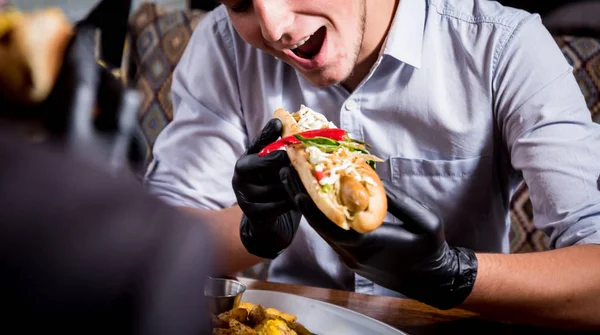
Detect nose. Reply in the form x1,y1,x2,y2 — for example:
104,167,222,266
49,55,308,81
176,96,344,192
254,0,292,43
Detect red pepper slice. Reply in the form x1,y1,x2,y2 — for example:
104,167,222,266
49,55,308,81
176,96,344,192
298,128,347,141
314,170,326,181
258,128,347,157
257,136,300,157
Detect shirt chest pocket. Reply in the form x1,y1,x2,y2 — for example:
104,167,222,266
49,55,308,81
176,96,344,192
377,156,495,248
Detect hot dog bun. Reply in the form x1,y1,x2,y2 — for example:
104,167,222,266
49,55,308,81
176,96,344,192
0,8,73,104
273,106,387,233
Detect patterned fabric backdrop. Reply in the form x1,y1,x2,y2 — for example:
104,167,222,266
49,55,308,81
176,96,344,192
556,36,600,121
128,3,205,167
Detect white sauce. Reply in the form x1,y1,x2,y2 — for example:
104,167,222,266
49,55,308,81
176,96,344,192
306,146,369,187
296,104,337,130
306,146,330,165
297,105,377,188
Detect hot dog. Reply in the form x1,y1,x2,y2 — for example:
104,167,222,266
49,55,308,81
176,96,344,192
339,175,369,213
260,105,387,233
0,7,73,104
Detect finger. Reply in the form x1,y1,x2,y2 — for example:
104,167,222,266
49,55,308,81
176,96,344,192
294,194,364,246
279,166,304,211
247,119,283,154
243,200,290,221
306,225,357,270
382,180,442,236
346,223,421,251
235,150,290,180
327,241,358,268
235,183,288,203
279,166,308,208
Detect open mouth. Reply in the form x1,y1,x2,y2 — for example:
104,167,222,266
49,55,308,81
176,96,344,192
290,26,326,60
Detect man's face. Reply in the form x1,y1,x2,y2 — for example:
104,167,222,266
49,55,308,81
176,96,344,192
220,0,367,87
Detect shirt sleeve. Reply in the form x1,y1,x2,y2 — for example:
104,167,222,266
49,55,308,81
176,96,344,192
144,9,247,210
493,14,600,248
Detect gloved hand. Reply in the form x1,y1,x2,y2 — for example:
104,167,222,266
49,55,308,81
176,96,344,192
233,119,302,259
281,167,478,310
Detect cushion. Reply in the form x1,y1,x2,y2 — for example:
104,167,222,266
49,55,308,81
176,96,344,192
509,35,600,253
127,3,206,167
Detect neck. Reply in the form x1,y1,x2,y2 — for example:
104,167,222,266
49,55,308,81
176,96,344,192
342,0,399,92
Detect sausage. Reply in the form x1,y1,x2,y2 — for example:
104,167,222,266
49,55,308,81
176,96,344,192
339,175,369,213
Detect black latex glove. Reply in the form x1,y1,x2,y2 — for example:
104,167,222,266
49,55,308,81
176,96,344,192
281,167,478,310
233,119,302,259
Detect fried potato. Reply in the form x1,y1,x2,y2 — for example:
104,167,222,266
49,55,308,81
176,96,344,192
212,314,228,329
248,304,268,325
218,308,249,324
212,302,312,335
265,308,297,323
289,321,313,335
229,319,257,335
239,302,255,312
255,318,297,335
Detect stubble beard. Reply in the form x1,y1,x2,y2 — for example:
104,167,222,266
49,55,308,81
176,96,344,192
342,0,367,83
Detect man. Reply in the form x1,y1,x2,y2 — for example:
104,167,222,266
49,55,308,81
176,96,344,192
145,0,600,330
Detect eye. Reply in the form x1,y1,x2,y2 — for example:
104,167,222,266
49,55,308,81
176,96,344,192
230,0,252,13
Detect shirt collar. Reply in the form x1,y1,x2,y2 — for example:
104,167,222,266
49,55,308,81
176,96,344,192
381,0,426,69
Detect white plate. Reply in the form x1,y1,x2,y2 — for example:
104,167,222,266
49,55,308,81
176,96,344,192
241,289,408,335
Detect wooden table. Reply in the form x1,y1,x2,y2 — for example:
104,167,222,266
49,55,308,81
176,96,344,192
238,277,593,335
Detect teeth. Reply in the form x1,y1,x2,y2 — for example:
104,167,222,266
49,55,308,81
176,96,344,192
290,35,312,50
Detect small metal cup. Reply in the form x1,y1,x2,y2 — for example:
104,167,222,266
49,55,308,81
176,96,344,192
204,277,247,315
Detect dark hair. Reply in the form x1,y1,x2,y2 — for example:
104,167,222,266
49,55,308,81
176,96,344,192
190,0,221,11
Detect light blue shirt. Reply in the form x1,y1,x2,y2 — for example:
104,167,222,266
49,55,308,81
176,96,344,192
144,0,600,295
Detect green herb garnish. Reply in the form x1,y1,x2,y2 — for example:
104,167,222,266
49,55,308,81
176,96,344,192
341,143,369,154
367,160,376,170
295,134,378,171
294,135,340,152
343,134,372,148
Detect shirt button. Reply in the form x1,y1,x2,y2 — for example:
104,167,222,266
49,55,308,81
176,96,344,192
344,99,358,111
